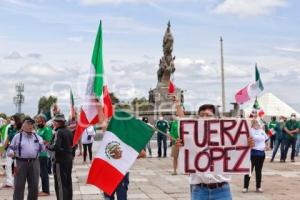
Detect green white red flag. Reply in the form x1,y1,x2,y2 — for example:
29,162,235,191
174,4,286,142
70,89,75,119
87,110,153,195
252,98,265,118
73,21,113,146
235,64,264,104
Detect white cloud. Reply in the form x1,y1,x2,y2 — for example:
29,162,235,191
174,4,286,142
67,36,84,42
4,51,23,59
273,47,300,53
214,0,287,17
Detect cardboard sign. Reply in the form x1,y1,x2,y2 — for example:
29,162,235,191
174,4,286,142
178,119,251,175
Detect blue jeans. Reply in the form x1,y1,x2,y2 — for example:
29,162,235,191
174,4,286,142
271,138,285,160
296,134,300,156
191,183,232,200
104,173,129,200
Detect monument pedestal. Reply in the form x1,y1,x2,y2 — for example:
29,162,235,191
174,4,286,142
152,84,182,112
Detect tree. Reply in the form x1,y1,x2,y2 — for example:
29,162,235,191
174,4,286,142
131,97,153,111
37,96,57,115
109,93,120,105
0,113,7,119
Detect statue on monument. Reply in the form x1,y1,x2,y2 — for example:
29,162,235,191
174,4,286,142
157,21,176,86
147,21,184,111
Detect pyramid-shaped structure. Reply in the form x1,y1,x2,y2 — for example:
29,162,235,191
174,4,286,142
243,92,299,117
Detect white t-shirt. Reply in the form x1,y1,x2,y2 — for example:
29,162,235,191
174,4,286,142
250,128,268,151
190,173,231,184
81,126,96,145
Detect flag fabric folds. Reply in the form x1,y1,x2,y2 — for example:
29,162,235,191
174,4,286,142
87,110,153,195
73,21,113,146
235,64,264,104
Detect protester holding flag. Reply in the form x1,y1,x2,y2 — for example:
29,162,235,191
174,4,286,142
87,111,152,199
282,113,299,162
243,119,269,193
268,116,277,149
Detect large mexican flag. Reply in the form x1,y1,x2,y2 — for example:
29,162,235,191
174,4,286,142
73,21,113,146
87,110,153,195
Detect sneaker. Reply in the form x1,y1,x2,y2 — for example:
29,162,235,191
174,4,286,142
242,188,248,193
256,188,263,193
38,192,50,196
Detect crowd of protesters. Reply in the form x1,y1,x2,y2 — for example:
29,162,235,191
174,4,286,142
0,104,299,200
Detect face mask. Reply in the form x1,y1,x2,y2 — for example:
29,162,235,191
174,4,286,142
10,121,15,125
159,117,163,120
279,119,284,123
291,116,296,120
37,124,44,128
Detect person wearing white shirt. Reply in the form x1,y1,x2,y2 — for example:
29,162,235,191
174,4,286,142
243,119,269,193
81,126,96,163
175,101,255,200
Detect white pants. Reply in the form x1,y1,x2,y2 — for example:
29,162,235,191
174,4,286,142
5,156,14,186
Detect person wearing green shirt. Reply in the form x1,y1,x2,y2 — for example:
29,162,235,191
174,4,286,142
270,116,286,162
268,116,277,149
282,113,299,162
170,119,179,175
36,114,52,196
155,114,169,158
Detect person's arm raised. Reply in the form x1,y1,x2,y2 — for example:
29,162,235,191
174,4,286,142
172,96,185,118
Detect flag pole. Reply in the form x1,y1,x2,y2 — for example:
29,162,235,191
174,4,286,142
220,36,226,114
145,122,210,152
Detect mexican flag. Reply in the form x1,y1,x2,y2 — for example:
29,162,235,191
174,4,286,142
73,21,113,146
87,110,153,195
70,89,75,119
235,64,264,104
252,98,265,118
168,81,175,94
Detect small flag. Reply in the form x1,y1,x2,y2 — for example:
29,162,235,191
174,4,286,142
253,98,265,118
87,110,153,195
235,64,264,104
70,89,75,119
168,81,175,94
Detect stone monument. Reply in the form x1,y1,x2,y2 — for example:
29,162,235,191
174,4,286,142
148,21,183,112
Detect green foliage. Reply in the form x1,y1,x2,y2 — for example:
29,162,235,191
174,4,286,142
0,113,7,119
37,96,57,114
131,97,153,111
109,93,120,105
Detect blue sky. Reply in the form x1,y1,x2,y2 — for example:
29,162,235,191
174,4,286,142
0,0,300,116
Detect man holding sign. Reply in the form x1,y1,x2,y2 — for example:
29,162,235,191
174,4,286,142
175,101,254,200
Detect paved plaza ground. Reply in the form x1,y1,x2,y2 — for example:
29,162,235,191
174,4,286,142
0,141,299,200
